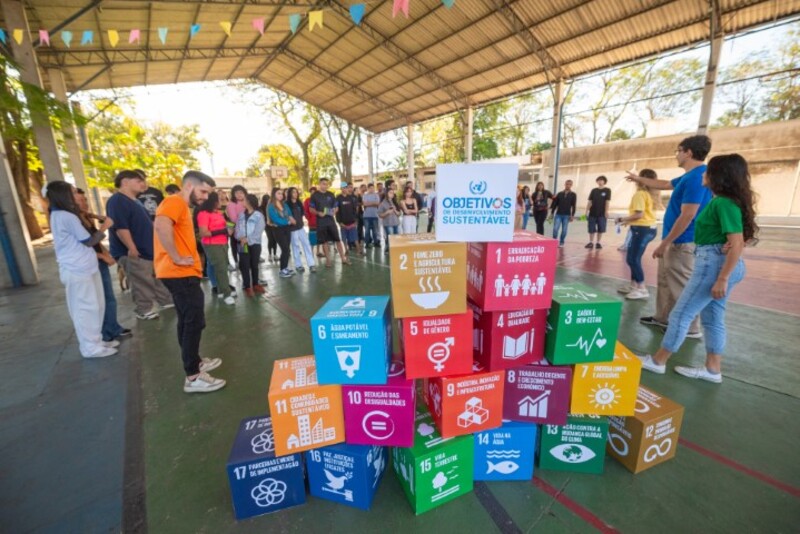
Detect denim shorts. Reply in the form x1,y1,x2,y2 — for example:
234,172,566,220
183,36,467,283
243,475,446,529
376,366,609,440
588,216,607,234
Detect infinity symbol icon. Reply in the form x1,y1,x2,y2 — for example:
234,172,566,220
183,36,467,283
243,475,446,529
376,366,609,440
643,438,673,462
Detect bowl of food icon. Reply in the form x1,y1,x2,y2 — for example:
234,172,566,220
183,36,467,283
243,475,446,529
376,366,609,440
410,291,450,309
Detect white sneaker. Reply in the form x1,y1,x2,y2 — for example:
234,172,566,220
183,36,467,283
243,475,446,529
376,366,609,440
674,366,722,383
223,296,236,305
217,292,225,299
626,288,650,300
200,357,222,373
160,303,175,310
617,284,633,294
639,354,666,374
103,340,120,348
184,372,226,393
84,347,118,359
136,311,160,320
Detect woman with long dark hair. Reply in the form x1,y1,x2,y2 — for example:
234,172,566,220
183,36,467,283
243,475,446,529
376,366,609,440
378,188,402,253
400,187,418,234
531,181,553,235
640,154,758,384
226,185,248,265
521,185,532,230
235,194,266,297
46,181,118,358
264,187,280,263
197,192,235,305
267,189,297,278
286,187,317,273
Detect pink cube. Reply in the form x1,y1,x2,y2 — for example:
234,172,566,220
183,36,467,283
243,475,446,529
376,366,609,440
343,376,416,447
467,231,558,311
470,300,547,371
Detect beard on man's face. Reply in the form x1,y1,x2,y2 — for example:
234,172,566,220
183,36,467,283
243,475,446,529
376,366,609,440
189,190,202,207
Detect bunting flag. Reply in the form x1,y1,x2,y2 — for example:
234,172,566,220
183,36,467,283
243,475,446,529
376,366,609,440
39,29,50,46
289,14,301,34
81,30,93,45
220,21,232,36
393,0,410,18
107,29,119,47
309,11,323,31
129,29,140,44
442,0,455,7
158,27,168,44
350,4,366,25
13,28,24,44
61,30,73,48
0,29,5,44
252,17,265,35
190,24,201,38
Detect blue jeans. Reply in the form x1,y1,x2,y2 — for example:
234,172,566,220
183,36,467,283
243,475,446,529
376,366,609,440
625,226,657,283
552,215,570,244
522,212,530,230
662,245,746,355
98,261,124,341
364,217,380,245
384,224,399,250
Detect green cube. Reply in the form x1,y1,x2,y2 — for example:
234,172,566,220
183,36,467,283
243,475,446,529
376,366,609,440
545,283,621,364
392,408,474,514
538,414,609,474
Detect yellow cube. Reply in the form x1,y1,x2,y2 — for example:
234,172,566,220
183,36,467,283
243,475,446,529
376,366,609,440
570,341,642,416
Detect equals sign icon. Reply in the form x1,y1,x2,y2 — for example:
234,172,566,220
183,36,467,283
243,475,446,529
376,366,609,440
370,422,387,431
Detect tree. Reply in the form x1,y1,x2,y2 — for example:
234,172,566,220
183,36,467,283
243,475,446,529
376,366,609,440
497,91,551,155
713,56,770,128
764,28,800,121
635,58,704,136
320,113,361,182
246,143,302,184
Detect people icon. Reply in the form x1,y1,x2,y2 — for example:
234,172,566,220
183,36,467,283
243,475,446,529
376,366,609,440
522,274,532,296
510,274,521,296
536,272,547,295
503,284,510,297
494,274,505,297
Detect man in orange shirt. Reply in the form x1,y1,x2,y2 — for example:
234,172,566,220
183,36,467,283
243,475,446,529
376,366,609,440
154,171,226,393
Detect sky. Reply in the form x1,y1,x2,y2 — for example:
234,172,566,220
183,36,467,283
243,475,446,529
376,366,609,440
79,20,796,178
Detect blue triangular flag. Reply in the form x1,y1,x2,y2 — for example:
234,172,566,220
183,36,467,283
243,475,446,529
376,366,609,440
350,4,366,25
442,0,455,7
289,14,301,34
61,30,73,48
0,29,5,44
190,24,201,37
81,30,93,45
158,27,168,44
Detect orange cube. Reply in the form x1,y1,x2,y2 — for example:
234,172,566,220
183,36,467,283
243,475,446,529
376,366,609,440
423,370,505,438
570,341,642,416
268,355,345,456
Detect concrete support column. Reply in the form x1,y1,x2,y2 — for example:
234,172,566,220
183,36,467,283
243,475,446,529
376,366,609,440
0,130,39,287
367,133,375,182
407,123,415,183
550,80,565,190
698,5,723,135
465,106,474,163
1,0,65,183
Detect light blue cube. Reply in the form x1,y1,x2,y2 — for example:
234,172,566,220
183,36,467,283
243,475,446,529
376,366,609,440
473,420,537,481
306,443,387,510
310,296,392,385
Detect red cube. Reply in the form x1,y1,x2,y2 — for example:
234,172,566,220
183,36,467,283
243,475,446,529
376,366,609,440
470,299,547,371
398,311,473,379
423,370,505,438
467,231,558,311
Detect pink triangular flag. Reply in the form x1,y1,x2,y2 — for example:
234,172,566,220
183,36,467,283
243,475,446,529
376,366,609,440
129,29,140,44
252,17,265,35
39,29,50,46
392,0,410,18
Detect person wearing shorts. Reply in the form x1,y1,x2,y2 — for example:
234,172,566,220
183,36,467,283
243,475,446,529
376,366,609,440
337,183,361,255
309,178,349,267
585,175,611,249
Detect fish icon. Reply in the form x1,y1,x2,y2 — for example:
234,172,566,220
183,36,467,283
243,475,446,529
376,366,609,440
486,460,519,475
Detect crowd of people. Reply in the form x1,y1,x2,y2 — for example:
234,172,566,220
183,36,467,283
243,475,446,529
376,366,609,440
44,134,758,389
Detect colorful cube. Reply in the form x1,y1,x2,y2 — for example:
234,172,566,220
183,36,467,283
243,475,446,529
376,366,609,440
306,443,387,510
226,416,305,520
392,409,474,515
343,376,416,447
571,342,642,416
503,362,573,426
423,369,505,438
544,283,622,365
607,386,685,474
399,311,473,379
389,234,467,318
268,356,345,456
538,414,609,475
470,300,547,371
310,296,392,385
467,231,558,311
474,420,537,481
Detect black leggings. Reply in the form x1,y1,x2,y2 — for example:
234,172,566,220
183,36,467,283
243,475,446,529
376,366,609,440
238,244,262,289
266,225,278,256
533,210,548,235
274,226,292,270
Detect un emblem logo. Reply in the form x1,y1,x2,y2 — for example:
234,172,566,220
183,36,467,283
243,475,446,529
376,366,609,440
469,180,487,195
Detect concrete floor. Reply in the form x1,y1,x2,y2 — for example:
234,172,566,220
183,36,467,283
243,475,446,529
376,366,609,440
1,222,798,533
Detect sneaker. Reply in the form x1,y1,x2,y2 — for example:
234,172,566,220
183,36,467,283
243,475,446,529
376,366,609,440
217,292,225,299
674,365,722,384
617,284,633,294
309,266,317,273
297,266,305,273
259,258,266,264
228,265,237,272
558,243,564,248
136,311,160,320
279,269,293,278
685,331,704,339
159,303,175,310
253,284,266,294
366,243,374,249
84,347,118,359
223,296,236,305
199,357,222,373
585,242,594,249
103,340,121,348
595,243,603,249
626,288,650,300
639,316,667,327
117,328,133,338
244,287,255,297
639,355,666,374
617,245,628,251
183,372,226,393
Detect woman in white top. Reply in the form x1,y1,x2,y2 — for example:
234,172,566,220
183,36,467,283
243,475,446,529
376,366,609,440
46,181,118,358
400,187,419,234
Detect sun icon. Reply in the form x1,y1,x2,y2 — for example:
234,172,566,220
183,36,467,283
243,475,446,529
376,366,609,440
588,383,621,410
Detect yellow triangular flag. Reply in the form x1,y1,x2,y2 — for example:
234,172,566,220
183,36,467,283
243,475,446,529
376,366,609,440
107,29,119,47
220,21,232,36
13,29,24,44
309,11,323,32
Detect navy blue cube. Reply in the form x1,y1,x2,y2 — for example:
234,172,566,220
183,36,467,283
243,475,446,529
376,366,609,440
306,443,387,510
473,420,537,481
227,416,306,520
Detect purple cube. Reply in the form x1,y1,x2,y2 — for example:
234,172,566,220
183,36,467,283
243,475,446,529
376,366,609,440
503,362,572,425
343,376,416,447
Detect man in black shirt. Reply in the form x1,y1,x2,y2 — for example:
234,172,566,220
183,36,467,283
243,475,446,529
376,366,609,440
336,183,361,255
309,178,350,267
134,169,164,221
585,175,611,249
550,179,577,248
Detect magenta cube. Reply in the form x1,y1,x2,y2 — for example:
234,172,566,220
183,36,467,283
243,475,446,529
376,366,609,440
503,362,572,426
343,376,416,447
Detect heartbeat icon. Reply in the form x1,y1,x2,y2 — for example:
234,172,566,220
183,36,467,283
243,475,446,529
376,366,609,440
565,328,607,356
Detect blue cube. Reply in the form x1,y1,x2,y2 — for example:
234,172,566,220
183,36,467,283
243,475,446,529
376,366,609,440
306,443,387,510
473,420,537,481
310,296,392,385
227,416,306,520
